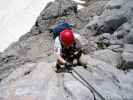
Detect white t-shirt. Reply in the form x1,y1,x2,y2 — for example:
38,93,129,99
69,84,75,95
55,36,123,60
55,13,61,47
54,33,81,55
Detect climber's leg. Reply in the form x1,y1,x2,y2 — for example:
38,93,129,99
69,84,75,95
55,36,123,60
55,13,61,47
77,53,88,69
55,59,63,73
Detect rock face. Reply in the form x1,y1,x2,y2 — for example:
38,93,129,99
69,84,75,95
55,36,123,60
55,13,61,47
0,57,133,100
1,0,133,100
93,49,122,67
122,44,133,69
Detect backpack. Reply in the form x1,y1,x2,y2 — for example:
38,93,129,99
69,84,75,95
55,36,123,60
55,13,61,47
50,20,72,39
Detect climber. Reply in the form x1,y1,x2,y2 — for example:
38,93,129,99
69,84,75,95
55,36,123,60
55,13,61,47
54,29,87,73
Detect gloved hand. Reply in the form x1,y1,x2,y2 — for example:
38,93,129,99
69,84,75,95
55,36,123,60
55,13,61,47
65,62,72,68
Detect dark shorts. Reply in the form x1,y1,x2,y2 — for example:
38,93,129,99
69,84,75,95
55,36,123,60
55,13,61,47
61,49,82,63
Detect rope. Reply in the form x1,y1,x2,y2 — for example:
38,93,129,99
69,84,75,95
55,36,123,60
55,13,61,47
71,68,106,100
71,72,96,100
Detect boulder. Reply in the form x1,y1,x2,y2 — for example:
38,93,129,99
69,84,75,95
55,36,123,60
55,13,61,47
19,0,78,40
37,0,77,33
108,45,123,52
4,31,54,62
113,21,132,39
97,15,127,34
1,59,133,100
0,54,33,80
0,62,95,100
93,49,122,67
101,33,112,40
77,56,133,100
122,44,133,69
109,39,124,45
106,0,124,10
124,29,133,44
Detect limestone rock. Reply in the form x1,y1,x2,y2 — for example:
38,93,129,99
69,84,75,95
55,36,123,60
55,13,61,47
122,44,133,69
124,29,133,44
93,49,122,67
1,0,133,100
0,57,133,100
108,45,123,52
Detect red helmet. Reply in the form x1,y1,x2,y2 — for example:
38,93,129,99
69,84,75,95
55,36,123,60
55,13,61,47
60,29,74,47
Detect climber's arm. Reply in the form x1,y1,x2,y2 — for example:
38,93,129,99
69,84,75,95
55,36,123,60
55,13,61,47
54,37,67,65
74,33,87,54
56,54,66,65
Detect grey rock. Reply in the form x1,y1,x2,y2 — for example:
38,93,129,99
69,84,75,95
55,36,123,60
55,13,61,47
0,54,33,80
101,33,112,40
113,21,132,39
0,62,95,100
5,31,54,62
113,31,127,39
122,44,133,69
80,16,101,36
1,63,36,83
77,0,108,21
19,0,78,40
0,58,133,100
102,39,110,46
0,0,79,82
78,0,133,52
78,0,109,37
108,45,123,52
93,49,122,67
74,57,133,100
106,0,124,10
97,15,127,34
1,0,133,100
37,0,77,33
109,39,124,45
124,29,133,44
